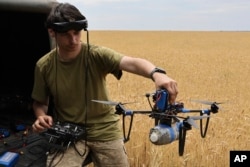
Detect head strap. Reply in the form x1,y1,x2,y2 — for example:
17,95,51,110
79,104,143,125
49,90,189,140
50,19,88,32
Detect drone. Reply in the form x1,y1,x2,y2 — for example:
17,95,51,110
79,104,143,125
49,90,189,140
92,89,223,156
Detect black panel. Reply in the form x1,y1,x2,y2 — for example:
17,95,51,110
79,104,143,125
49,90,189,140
0,10,51,123
0,11,50,96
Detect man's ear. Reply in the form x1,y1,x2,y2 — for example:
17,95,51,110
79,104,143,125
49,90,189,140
48,28,56,37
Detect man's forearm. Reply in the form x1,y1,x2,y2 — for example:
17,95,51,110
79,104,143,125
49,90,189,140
120,56,156,78
33,101,48,118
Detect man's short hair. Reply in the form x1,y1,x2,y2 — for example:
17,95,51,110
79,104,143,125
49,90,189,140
45,3,88,32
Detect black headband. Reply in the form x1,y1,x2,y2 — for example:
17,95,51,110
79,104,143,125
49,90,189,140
50,19,88,33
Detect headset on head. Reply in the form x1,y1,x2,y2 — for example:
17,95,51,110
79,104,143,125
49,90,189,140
49,3,88,33
50,19,88,33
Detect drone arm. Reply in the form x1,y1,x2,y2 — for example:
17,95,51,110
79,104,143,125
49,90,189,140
133,111,152,114
180,108,210,114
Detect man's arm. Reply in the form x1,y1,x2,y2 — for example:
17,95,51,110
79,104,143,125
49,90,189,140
33,100,48,117
119,56,178,103
32,99,53,132
119,56,155,77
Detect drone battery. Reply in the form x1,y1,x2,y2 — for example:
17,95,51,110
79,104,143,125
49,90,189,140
155,90,168,112
0,152,19,167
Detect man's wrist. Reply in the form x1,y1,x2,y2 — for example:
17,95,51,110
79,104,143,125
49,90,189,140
150,67,166,81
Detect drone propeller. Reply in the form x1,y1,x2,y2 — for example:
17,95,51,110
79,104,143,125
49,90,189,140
189,115,210,120
191,99,224,105
91,100,119,106
186,115,210,129
191,99,227,113
91,100,136,106
151,113,209,129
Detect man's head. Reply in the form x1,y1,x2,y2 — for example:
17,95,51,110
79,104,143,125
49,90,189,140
46,3,88,33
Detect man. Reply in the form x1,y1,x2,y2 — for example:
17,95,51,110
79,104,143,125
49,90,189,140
31,2,178,167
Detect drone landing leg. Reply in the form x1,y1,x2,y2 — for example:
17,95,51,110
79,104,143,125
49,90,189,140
200,111,210,138
178,126,186,156
122,114,134,143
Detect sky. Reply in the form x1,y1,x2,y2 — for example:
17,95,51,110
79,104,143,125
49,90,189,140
57,0,250,31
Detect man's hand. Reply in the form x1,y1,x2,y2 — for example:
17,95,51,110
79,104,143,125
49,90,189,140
152,72,178,104
119,56,178,103
32,115,53,133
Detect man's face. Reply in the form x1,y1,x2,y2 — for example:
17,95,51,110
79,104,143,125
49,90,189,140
55,29,82,52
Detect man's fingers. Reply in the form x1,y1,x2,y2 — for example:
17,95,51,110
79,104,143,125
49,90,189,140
32,122,45,132
169,94,177,104
38,116,53,128
32,116,53,133
167,83,178,104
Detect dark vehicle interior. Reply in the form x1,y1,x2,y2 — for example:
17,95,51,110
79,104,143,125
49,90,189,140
0,0,55,121
0,1,57,166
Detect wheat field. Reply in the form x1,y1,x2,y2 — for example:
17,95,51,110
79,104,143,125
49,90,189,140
84,31,250,167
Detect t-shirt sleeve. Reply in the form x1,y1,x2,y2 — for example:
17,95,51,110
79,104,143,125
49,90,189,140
31,63,49,103
90,45,124,80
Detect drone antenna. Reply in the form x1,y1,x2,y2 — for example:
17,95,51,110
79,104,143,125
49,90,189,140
145,93,153,109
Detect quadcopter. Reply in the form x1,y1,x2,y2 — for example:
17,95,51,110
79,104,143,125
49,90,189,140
92,89,223,156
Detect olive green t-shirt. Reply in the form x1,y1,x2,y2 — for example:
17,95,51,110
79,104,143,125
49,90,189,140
32,43,124,141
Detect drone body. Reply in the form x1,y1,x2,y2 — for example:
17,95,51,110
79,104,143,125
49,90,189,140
92,89,221,156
